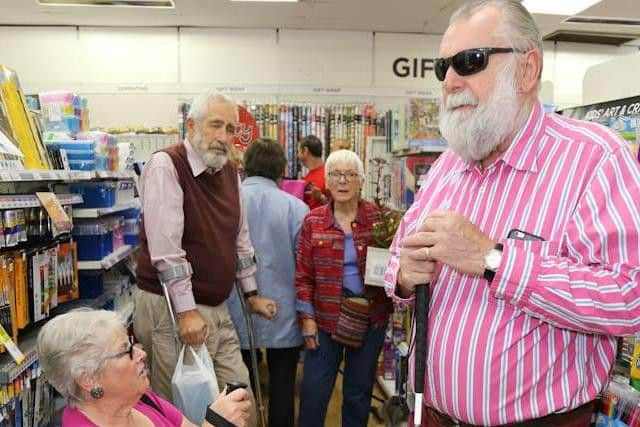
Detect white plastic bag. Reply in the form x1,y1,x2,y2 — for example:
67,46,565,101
171,344,220,424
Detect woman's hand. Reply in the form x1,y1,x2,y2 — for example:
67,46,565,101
247,296,278,319
208,387,252,427
301,318,319,350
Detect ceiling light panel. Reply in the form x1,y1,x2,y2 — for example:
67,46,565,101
38,0,175,7
522,0,602,16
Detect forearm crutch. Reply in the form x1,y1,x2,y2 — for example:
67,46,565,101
235,282,267,427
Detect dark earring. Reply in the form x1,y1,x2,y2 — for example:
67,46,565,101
90,386,104,399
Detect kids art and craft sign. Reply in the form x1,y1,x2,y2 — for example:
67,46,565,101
560,95,640,161
232,105,259,152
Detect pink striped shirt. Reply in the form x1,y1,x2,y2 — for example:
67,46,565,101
384,102,640,425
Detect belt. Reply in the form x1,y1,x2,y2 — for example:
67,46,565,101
424,401,595,427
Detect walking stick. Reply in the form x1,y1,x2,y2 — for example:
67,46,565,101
235,283,268,427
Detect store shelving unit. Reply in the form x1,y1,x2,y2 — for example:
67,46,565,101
0,193,83,209
391,146,447,157
72,200,139,219
0,170,134,183
77,244,138,270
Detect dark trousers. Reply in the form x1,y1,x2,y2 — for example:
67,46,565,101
241,346,301,427
297,327,386,427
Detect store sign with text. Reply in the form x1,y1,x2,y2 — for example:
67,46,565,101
373,33,441,90
392,57,435,79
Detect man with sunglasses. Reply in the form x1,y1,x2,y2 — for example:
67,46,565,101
385,1,640,426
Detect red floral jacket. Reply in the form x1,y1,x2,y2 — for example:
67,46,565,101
295,201,393,333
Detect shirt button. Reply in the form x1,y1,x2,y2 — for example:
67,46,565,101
319,241,323,246
358,246,363,251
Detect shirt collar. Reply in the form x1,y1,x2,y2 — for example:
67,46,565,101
321,201,369,230
243,176,278,188
450,101,544,174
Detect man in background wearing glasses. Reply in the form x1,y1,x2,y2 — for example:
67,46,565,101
384,1,640,426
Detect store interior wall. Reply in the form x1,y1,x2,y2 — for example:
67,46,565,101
582,51,640,105
0,25,635,128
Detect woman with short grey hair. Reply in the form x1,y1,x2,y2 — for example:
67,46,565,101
37,309,251,426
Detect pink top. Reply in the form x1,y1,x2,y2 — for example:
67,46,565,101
384,102,640,425
139,139,258,313
62,390,182,426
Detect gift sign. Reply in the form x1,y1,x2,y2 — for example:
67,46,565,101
232,106,259,152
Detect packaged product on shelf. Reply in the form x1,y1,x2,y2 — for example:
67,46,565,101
0,66,51,169
122,208,140,246
56,241,78,304
78,270,104,299
104,215,125,251
70,182,116,208
73,219,112,261
596,375,640,427
77,131,119,171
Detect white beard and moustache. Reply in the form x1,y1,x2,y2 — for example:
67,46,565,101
192,130,229,170
438,58,522,164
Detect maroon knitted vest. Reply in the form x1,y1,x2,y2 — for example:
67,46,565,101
136,143,240,307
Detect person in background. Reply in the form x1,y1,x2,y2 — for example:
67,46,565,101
297,134,329,209
133,91,277,427
385,1,640,426
227,138,309,427
296,149,393,427
36,309,252,427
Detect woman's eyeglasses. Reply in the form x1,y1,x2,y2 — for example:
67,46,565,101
434,47,522,81
328,171,360,182
104,336,141,361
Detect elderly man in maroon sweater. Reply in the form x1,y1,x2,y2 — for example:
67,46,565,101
134,92,276,426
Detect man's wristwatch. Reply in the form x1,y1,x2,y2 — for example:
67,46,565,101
205,407,234,427
483,243,504,283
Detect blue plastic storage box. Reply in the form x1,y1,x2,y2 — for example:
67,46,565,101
70,182,116,208
73,220,113,260
79,271,104,299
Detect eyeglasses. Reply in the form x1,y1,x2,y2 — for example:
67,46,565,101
104,336,140,361
434,47,521,82
328,171,360,182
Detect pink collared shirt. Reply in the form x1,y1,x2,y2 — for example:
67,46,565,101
385,102,640,425
139,139,257,313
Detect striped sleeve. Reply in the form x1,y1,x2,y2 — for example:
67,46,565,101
383,210,416,308
295,216,316,317
492,146,640,336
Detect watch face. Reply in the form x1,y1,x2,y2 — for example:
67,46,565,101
485,249,502,271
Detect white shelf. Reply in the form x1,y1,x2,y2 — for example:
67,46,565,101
72,200,139,218
0,193,83,210
0,169,134,183
78,244,138,270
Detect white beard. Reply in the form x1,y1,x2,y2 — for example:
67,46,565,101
192,131,228,170
439,59,521,163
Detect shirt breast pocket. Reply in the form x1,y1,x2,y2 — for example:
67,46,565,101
507,239,560,257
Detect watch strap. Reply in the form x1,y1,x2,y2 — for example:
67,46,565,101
483,243,504,283
205,407,235,427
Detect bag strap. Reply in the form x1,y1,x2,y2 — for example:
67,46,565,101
140,393,164,416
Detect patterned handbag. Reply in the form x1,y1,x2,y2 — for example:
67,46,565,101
331,296,370,348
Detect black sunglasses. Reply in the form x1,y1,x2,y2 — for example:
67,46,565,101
434,47,520,81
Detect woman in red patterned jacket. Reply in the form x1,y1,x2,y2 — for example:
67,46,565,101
296,149,393,427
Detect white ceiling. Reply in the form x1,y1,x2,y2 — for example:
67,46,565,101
1,0,639,42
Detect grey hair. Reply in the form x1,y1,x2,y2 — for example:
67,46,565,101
187,91,238,124
450,0,543,81
325,149,365,182
36,309,125,406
